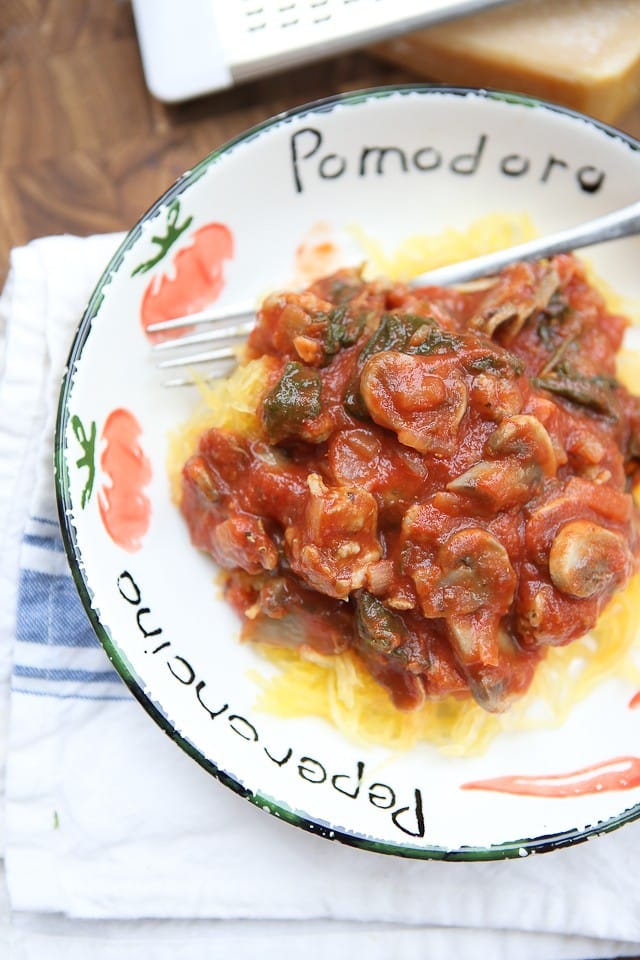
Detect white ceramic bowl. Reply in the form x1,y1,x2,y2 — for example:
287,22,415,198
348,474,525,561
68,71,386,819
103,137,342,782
56,86,640,860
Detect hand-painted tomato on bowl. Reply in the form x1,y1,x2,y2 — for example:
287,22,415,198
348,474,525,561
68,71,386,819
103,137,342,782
56,86,640,860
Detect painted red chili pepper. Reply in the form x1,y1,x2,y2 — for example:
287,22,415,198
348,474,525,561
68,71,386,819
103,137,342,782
140,222,233,341
462,755,640,797
98,408,152,552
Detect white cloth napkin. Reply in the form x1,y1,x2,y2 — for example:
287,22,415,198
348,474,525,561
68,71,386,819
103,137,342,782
2,234,640,959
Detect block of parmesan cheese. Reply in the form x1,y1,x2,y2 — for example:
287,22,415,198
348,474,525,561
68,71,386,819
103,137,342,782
371,0,640,124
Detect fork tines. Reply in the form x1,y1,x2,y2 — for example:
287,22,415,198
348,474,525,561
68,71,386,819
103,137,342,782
149,302,256,386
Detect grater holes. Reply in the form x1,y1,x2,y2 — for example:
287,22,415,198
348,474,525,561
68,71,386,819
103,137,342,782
242,0,400,36
311,0,331,15
243,4,267,30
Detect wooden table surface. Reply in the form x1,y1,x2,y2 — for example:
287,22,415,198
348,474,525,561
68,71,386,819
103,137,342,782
2,0,640,291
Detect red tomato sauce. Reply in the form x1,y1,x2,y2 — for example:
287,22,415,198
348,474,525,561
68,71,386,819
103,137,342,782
180,256,640,713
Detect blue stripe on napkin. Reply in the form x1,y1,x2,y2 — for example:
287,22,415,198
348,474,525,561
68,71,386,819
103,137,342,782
13,514,130,701
14,665,122,683
22,532,66,552
10,687,133,702
16,569,101,647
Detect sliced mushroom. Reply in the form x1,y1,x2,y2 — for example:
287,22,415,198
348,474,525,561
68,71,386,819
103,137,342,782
447,614,498,664
548,519,632,599
360,351,467,456
469,262,559,342
448,621,540,712
417,527,516,619
447,415,556,509
485,414,557,476
447,458,544,510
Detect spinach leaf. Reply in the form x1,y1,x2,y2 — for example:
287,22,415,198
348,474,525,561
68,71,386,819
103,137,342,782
261,362,323,440
356,590,407,654
534,363,620,420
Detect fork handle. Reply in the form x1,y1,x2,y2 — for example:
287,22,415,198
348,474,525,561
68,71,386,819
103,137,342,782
413,200,640,288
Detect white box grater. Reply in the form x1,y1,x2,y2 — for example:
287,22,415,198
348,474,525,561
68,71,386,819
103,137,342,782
131,0,518,103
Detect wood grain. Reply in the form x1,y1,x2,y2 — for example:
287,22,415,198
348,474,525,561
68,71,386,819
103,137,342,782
0,0,639,287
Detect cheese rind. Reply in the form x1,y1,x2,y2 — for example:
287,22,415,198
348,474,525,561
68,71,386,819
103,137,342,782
371,0,640,123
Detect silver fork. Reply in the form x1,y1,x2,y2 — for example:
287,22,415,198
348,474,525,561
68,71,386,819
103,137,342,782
149,200,640,386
